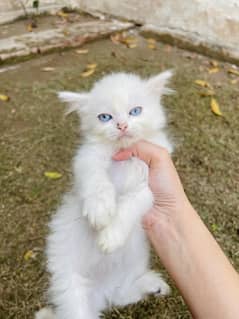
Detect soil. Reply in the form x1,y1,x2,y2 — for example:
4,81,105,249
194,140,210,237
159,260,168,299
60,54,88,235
0,29,239,319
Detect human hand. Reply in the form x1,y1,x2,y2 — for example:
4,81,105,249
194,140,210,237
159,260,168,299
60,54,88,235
113,140,191,230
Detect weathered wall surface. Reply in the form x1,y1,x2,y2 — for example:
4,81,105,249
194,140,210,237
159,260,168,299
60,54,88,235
77,0,239,63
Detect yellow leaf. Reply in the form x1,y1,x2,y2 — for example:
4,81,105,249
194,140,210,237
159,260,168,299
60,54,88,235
24,250,36,261
111,33,137,47
128,43,137,49
0,94,10,101
27,23,33,32
75,49,89,54
208,67,219,74
228,68,239,76
230,79,238,84
44,171,62,179
80,68,95,77
42,67,55,72
210,60,218,67
57,10,69,19
199,90,215,97
147,38,156,44
195,80,213,89
86,63,97,69
211,98,222,116
123,36,137,44
147,43,156,50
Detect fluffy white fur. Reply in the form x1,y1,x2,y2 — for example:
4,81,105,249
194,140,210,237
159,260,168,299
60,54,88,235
36,71,173,319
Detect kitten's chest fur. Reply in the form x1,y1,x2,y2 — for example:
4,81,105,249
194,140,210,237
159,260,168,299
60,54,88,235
108,157,149,195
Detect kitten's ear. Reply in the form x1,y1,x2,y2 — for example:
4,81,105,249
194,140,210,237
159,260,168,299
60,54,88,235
58,91,89,115
146,70,174,96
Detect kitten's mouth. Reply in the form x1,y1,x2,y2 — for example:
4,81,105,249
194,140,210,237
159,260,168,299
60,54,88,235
118,131,132,140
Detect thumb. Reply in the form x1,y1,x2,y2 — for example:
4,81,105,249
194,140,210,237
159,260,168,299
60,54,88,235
142,209,158,230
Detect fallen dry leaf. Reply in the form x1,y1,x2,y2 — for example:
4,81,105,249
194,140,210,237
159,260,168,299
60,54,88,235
199,90,215,97
147,38,156,44
195,80,213,90
42,67,55,72
230,79,238,84
24,250,37,261
148,43,156,50
210,60,219,67
81,68,95,77
86,63,97,69
57,10,69,19
208,67,219,74
26,19,37,32
44,171,62,179
123,36,137,44
146,38,157,50
75,49,89,54
0,94,10,101
128,43,137,49
27,23,33,32
228,68,239,76
211,98,223,116
110,33,137,48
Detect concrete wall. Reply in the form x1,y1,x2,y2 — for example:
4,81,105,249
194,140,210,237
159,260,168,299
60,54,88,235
77,0,239,62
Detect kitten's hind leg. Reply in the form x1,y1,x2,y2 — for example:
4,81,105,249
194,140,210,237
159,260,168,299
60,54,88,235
35,308,55,319
50,274,102,319
112,271,170,307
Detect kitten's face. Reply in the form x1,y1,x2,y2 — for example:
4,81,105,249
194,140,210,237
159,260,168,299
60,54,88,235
59,71,172,147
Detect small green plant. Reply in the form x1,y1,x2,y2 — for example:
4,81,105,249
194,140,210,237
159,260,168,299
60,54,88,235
19,1,40,16
32,0,39,13
19,0,40,30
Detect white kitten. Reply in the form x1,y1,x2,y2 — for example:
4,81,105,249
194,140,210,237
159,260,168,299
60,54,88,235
36,71,173,319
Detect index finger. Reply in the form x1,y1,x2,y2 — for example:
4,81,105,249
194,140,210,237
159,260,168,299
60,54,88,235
113,140,169,169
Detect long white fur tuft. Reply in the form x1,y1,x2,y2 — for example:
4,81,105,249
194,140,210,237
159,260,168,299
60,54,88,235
58,91,89,115
35,307,55,319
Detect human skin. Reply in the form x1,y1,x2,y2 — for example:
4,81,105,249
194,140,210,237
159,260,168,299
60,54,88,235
113,140,239,319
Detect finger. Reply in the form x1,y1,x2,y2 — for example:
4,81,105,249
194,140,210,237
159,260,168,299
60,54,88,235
112,149,133,161
113,140,167,169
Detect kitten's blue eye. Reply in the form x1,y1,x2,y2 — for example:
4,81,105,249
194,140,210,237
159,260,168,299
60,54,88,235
98,113,113,122
129,106,142,116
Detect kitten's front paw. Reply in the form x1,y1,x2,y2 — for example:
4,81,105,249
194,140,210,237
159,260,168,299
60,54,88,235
81,185,116,230
97,225,126,253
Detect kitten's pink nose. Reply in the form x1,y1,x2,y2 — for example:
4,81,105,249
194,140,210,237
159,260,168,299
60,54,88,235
117,122,128,131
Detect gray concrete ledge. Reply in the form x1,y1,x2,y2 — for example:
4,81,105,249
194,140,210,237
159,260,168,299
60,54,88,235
0,19,133,63
140,25,239,66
